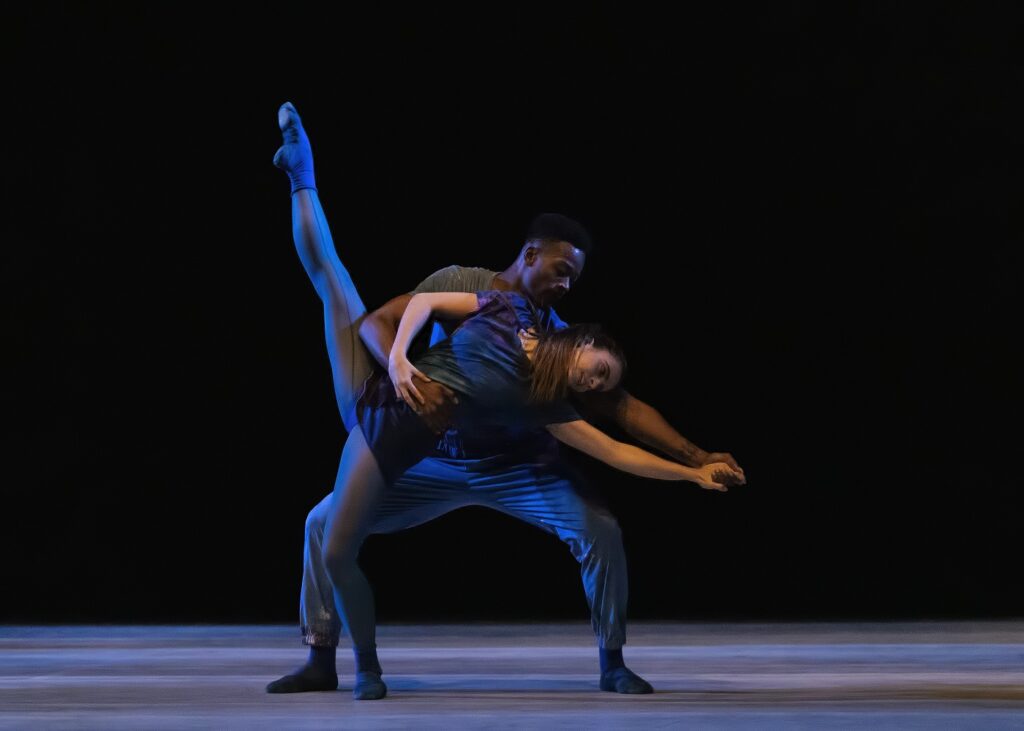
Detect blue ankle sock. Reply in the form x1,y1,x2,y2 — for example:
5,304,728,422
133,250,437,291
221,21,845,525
273,101,317,193
354,645,382,675
599,647,624,674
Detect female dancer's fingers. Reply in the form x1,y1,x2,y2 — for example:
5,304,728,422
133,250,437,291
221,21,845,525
396,383,413,408
407,381,426,406
410,366,432,384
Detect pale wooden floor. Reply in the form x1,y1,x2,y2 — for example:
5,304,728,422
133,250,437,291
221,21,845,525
2,622,1024,729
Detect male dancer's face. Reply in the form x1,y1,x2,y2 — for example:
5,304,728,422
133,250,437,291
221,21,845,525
522,240,586,308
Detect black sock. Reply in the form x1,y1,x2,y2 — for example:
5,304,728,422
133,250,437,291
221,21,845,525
308,645,337,674
599,647,625,674
265,645,338,693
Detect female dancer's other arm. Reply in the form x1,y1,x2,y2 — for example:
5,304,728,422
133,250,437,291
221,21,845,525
575,389,745,483
546,419,745,492
388,292,479,407
359,293,459,434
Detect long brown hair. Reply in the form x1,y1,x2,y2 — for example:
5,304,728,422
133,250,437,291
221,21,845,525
529,324,627,403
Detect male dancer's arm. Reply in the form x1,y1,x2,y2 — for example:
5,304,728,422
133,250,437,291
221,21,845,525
359,294,412,370
359,264,489,366
575,388,746,484
547,419,744,491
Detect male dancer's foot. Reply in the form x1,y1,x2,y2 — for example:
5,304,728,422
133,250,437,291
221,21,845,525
266,646,338,693
598,648,654,694
600,667,654,694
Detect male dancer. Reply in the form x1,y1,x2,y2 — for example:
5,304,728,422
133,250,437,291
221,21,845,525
267,102,745,698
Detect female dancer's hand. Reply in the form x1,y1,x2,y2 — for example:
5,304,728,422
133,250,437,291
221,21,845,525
693,463,746,492
389,354,432,411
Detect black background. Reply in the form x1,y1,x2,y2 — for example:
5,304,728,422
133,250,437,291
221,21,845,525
4,4,1021,623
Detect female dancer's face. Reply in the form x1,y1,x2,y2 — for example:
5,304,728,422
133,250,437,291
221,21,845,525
568,344,623,393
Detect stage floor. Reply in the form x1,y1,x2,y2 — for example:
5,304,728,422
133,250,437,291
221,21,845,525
2,622,1023,729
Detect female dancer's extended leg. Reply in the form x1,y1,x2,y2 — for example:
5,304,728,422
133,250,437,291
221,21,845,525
267,102,385,699
275,101,371,430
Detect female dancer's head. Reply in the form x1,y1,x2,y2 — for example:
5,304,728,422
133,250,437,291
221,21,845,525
530,324,626,402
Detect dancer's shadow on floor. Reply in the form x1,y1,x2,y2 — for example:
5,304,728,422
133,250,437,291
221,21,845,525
361,677,601,694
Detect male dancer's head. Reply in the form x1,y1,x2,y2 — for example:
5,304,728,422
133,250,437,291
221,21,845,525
498,213,592,309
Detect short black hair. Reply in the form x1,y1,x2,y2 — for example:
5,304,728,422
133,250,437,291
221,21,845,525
525,212,593,255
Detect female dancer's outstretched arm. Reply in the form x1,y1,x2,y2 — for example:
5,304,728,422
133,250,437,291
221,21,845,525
547,420,745,491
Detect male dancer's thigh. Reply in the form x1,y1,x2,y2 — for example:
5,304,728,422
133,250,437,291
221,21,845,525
304,455,475,566
465,455,629,649
369,456,479,534
466,456,615,554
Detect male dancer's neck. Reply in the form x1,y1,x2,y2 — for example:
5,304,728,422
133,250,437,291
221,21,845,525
491,270,519,292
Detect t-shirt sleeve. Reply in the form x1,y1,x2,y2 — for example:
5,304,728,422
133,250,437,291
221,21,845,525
410,265,464,294
411,266,496,295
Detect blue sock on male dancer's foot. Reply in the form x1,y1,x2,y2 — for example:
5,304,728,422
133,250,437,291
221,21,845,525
352,645,387,700
273,101,317,193
599,648,654,694
265,645,338,693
